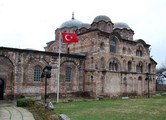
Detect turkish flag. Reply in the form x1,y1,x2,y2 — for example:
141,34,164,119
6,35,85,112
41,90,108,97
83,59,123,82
61,32,78,43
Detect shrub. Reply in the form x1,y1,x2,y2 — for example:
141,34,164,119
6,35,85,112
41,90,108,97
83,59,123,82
17,98,35,107
80,91,90,98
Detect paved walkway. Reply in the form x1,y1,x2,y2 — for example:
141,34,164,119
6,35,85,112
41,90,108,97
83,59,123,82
0,101,35,120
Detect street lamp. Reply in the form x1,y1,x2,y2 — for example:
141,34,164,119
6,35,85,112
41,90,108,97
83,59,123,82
41,64,52,108
145,72,150,98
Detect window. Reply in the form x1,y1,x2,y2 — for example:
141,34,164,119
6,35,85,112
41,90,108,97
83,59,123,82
123,47,126,54
100,42,105,50
121,31,126,39
128,61,132,72
91,76,93,81
93,24,97,29
107,24,111,33
110,38,116,53
100,23,104,31
109,61,118,71
136,47,143,56
123,77,127,94
100,57,105,69
136,50,142,56
128,48,131,54
136,62,143,73
148,64,151,73
65,67,72,82
34,65,42,82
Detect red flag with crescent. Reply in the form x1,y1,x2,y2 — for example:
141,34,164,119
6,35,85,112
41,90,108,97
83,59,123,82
61,32,78,43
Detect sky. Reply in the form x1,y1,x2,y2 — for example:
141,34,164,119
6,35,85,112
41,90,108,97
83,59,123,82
0,0,166,68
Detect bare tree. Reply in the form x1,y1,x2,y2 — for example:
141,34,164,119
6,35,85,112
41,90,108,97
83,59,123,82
156,60,166,84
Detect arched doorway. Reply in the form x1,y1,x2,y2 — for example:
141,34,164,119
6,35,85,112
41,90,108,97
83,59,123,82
123,77,127,95
137,76,143,95
0,79,4,100
0,55,14,100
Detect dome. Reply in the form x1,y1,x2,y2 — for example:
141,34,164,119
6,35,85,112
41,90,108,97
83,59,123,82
60,19,82,28
93,15,111,23
60,13,82,29
78,23,91,29
113,22,131,30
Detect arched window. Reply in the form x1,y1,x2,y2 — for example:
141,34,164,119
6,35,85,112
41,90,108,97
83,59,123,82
123,77,127,94
65,67,72,82
123,47,126,54
110,37,116,53
100,42,105,50
138,76,142,81
148,64,151,73
100,57,105,69
121,31,126,39
136,47,143,56
91,76,94,81
136,62,143,73
128,61,132,72
34,65,42,82
109,61,118,71
107,23,111,33
128,48,131,54
93,23,97,29
100,23,105,31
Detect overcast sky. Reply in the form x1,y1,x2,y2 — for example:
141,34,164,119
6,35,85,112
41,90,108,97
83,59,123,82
0,0,165,68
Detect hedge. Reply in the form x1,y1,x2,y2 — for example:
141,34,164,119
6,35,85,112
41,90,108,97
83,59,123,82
17,98,35,107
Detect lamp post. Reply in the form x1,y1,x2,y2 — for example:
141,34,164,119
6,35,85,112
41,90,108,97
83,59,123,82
145,72,150,98
41,64,52,108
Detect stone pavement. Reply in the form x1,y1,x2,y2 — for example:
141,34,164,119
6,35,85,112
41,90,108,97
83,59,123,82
0,101,35,120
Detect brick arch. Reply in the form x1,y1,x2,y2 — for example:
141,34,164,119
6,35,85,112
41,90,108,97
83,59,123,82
127,47,132,54
0,55,14,99
128,77,134,93
138,76,143,80
122,59,127,71
60,59,78,67
136,61,144,73
135,44,145,56
122,77,127,95
99,41,105,50
24,58,48,82
0,55,14,70
100,57,105,69
110,32,121,44
137,76,143,95
127,60,132,72
122,46,127,54
108,57,121,71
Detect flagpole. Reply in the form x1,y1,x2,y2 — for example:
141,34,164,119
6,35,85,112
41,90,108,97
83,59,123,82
57,32,61,103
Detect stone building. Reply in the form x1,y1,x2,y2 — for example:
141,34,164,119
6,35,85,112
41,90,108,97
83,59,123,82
0,14,157,100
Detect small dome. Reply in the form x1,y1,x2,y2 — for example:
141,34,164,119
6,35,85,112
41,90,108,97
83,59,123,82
93,15,111,23
113,22,131,30
78,23,91,29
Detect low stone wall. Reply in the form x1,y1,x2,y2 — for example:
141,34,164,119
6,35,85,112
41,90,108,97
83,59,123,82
157,84,166,91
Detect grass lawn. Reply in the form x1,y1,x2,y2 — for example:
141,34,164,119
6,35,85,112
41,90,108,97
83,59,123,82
55,96,166,120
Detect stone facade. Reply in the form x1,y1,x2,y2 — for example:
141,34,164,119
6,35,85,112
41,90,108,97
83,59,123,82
46,14,157,98
0,14,157,100
0,47,85,100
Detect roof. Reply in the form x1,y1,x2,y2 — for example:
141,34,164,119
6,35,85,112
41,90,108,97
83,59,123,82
0,47,86,59
60,13,82,29
78,23,91,29
93,15,112,23
113,22,132,31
